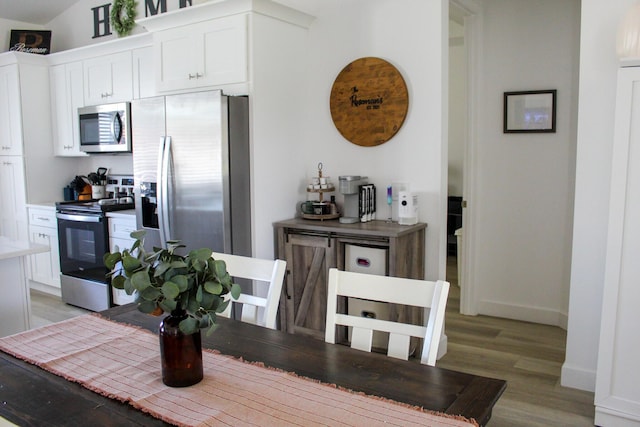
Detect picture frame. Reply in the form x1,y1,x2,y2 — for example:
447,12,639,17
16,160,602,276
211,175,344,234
503,89,556,133
9,30,52,55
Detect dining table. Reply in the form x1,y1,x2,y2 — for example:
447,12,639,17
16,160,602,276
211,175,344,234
0,303,506,426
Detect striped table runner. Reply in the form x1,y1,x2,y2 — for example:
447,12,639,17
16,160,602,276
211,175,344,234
0,314,477,427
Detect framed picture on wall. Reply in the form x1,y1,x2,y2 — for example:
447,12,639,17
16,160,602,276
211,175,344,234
504,89,556,133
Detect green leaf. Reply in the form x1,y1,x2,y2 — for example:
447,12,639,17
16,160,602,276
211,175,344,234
131,230,146,241
104,252,121,270
140,286,161,301
217,298,230,313
192,248,213,261
111,275,126,290
213,259,228,277
220,273,233,287
171,275,189,292
198,313,211,329
205,322,219,337
200,291,215,309
131,270,152,291
154,262,171,277
138,300,157,314
122,254,141,271
159,298,177,312
204,280,223,295
161,281,180,300
171,260,188,269
230,283,242,300
210,294,223,310
124,278,134,295
179,317,199,335
187,295,200,313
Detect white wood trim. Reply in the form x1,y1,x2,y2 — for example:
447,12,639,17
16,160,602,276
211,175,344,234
137,0,315,33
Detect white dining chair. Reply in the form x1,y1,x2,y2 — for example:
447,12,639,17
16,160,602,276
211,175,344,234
212,252,286,330
325,268,450,366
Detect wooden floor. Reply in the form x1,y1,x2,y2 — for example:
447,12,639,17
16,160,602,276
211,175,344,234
438,257,595,426
29,260,595,426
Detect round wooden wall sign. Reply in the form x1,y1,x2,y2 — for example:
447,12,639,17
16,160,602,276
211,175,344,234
330,57,409,147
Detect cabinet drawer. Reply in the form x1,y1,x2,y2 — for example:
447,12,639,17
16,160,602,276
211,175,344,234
108,217,136,240
28,208,56,228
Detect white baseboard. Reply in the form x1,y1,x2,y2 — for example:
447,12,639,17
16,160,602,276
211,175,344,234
596,406,640,426
477,299,568,328
29,281,62,297
561,362,596,392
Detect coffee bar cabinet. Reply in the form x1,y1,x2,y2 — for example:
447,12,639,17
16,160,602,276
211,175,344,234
273,218,426,341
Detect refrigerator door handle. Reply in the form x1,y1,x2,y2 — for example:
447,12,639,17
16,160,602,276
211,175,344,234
157,136,172,246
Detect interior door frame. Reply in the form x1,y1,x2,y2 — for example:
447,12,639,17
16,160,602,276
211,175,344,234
449,0,481,315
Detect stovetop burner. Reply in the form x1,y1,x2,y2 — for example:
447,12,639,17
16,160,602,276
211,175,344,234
56,199,135,213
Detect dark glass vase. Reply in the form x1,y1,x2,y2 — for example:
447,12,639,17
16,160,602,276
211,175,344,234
159,310,203,387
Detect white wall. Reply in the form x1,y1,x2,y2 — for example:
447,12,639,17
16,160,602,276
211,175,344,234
467,0,579,328
47,0,196,52
274,0,448,280
449,19,466,197
562,0,636,393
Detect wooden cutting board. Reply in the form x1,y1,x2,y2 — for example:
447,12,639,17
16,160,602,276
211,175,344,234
330,57,409,147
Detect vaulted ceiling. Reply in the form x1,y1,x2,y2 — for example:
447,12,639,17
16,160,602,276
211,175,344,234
0,0,82,25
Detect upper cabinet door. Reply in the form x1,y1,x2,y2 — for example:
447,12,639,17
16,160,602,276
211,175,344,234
132,46,156,99
155,14,247,93
198,14,248,87
0,65,24,156
50,62,87,157
83,51,133,105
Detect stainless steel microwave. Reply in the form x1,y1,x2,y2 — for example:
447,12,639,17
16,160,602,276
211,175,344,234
78,102,132,153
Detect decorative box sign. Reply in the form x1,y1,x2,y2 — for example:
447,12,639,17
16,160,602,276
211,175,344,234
330,57,409,147
9,30,52,55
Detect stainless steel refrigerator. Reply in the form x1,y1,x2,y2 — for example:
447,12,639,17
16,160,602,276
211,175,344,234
132,90,251,257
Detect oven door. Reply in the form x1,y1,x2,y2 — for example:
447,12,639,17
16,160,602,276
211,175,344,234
57,212,109,283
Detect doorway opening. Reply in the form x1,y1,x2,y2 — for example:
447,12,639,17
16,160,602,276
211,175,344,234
447,0,479,315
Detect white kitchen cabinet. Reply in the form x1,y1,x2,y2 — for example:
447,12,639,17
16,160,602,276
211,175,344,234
83,51,133,105
154,14,247,92
132,46,155,99
0,156,27,241
0,53,82,263
27,207,60,289
595,63,640,426
0,238,49,337
108,213,137,305
50,62,87,157
0,65,23,155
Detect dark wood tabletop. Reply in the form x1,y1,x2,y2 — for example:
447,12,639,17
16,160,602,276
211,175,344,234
0,304,505,426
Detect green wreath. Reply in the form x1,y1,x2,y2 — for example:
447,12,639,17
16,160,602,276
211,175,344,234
111,0,137,37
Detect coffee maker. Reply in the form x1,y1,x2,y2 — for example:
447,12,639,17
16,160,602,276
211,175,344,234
338,175,368,223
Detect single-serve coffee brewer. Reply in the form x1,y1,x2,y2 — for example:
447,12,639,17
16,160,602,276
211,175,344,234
339,175,368,223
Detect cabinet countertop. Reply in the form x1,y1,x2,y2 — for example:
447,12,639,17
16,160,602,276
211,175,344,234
106,210,136,218
273,218,426,238
0,237,49,260
26,202,57,210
